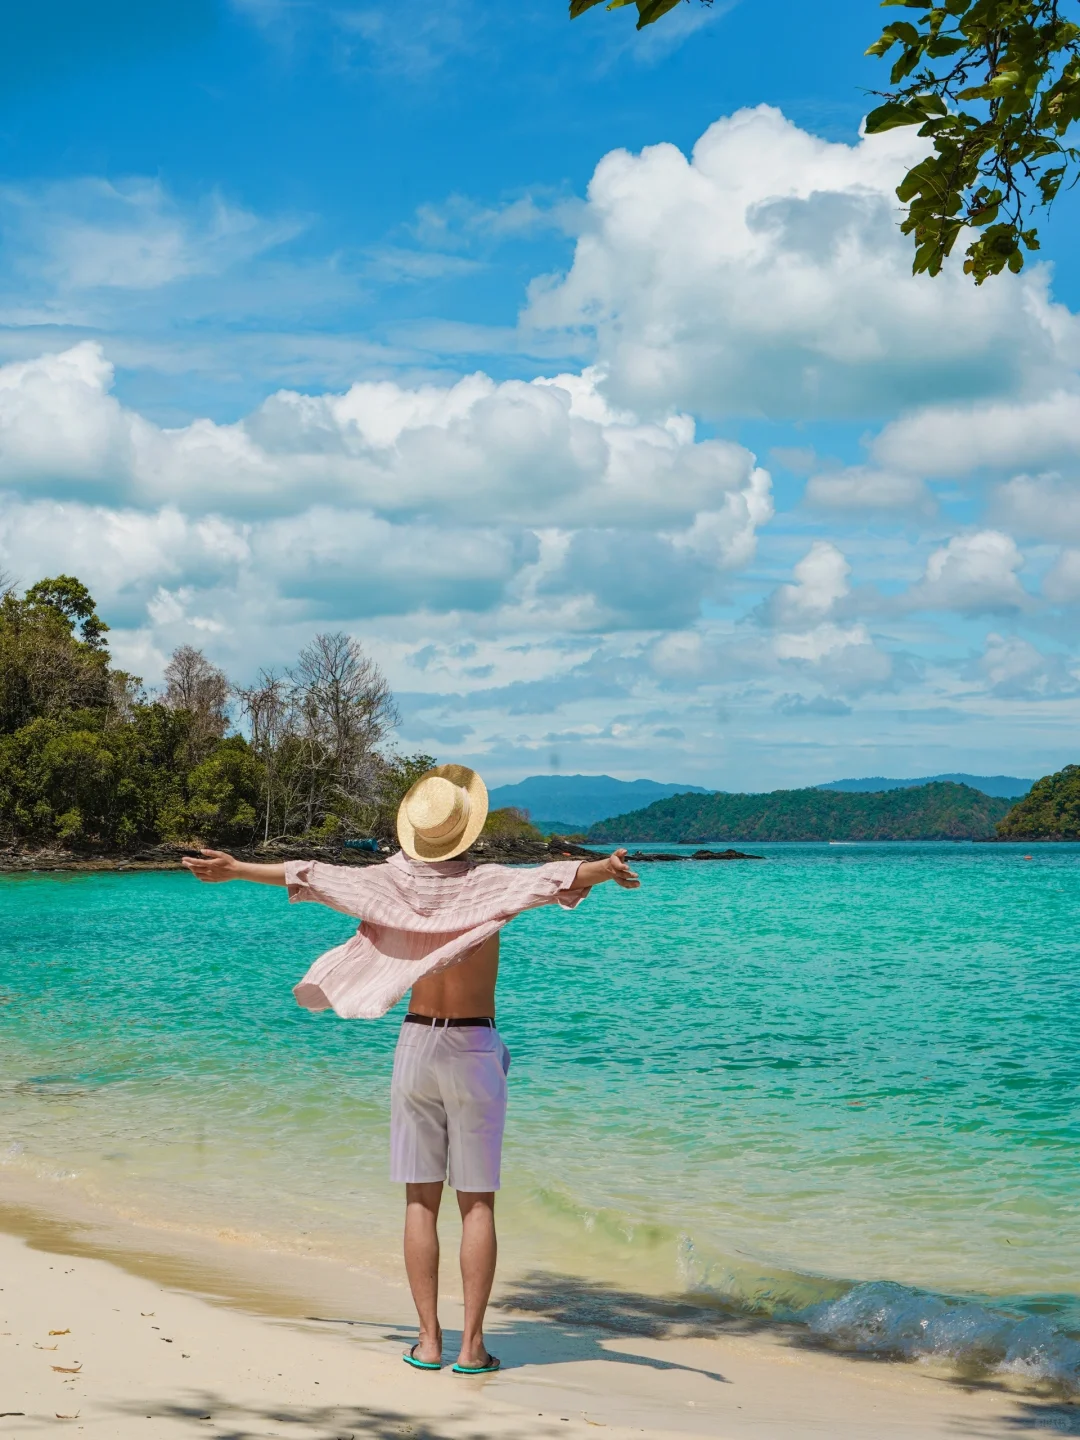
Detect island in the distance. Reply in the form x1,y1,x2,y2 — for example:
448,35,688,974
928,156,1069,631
585,782,1016,844
995,765,1080,840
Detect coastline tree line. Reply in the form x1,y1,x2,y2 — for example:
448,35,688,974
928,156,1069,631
1,572,1074,853
0,574,433,853
583,771,1080,844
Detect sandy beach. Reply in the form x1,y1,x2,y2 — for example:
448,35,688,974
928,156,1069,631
0,1177,1075,1440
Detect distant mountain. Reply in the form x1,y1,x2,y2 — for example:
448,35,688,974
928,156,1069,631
996,765,1080,839
819,773,1032,799
487,774,708,829
586,782,1013,843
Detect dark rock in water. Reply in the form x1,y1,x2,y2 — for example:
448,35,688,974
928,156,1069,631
622,848,763,862
0,834,603,872
467,835,599,864
0,836,762,872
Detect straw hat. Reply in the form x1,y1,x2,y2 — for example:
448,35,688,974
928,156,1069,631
396,763,489,862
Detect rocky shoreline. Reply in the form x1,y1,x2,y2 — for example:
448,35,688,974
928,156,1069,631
0,837,764,872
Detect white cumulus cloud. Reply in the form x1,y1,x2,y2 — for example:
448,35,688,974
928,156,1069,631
526,105,1078,420
992,473,1080,544
874,391,1080,478
0,346,770,539
0,345,779,661
1044,548,1080,604
906,531,1030,616
761,540,851,626
967,632,1080,698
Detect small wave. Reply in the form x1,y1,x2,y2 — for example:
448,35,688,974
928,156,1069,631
518,1187,1080,1394
797,1281,1080,1393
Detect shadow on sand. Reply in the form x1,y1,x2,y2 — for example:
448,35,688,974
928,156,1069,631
102,1271,1077,1439
109,1394,579,1440
492,1271,1080,1437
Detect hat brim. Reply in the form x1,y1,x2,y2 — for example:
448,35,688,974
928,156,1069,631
396,764,489,862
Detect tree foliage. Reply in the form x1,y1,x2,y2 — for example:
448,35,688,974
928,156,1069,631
24,575,110,648
235,638,405,845
571,0,1080,281
586,781,1013,841
996,762,1080,835
866,1,1080,282
569,0,700,28
163,645,230,755
0,581,118,734
482,806,545,841
0,576,424,854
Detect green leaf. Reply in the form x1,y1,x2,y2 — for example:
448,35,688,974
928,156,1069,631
865,99,926,133
925,35,966,57
890,46,926,83
1038,165,1066,203
886,20,921,45
635,0,683,27
569,0,607,17
987,69,1022,96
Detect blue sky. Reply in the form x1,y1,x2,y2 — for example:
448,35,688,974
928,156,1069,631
2,0,1080,789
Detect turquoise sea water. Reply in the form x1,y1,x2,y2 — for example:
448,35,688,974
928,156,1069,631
1,843,1078,1387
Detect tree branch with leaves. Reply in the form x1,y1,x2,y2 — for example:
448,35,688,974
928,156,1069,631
865,0,1080,282
570,0,1080,281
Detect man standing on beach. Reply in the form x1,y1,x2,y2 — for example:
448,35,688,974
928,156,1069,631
182,763,639,1375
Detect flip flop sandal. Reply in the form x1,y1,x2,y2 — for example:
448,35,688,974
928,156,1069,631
403,1344,441,1371
452,1355,501,1375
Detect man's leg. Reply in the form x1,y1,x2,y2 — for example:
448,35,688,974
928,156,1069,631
455,1189,497,1368
404,1181,444,1363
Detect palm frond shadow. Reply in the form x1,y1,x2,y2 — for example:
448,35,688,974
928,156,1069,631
495,1268,778,1340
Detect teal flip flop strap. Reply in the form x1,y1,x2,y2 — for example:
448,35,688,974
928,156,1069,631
451,1355,501,1374
403,1344,441,1371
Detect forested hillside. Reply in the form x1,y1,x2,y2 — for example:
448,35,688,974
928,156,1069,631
586,783,1013,843
0,574,429,853
996,765,1080,839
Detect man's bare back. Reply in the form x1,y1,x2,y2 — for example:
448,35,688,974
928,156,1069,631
408,934,499,1019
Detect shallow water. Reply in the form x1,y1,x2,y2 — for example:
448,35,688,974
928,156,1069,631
1,843,1078,1386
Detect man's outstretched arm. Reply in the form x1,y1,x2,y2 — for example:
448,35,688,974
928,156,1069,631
574,848,640,891
182,849,286,886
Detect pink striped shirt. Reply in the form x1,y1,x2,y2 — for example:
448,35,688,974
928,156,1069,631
286,852,591,1019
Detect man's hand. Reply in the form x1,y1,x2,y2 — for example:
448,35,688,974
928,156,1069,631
604,848,641,889
182,851,288,887
181,849,239,883
575,848,641,891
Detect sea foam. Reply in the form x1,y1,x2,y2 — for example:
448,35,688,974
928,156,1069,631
800,1280,1080,1391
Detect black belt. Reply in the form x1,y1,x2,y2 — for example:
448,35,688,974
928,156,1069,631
404,1013,495,1028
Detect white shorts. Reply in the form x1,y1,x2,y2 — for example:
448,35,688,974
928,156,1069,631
390,1022,511,1192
